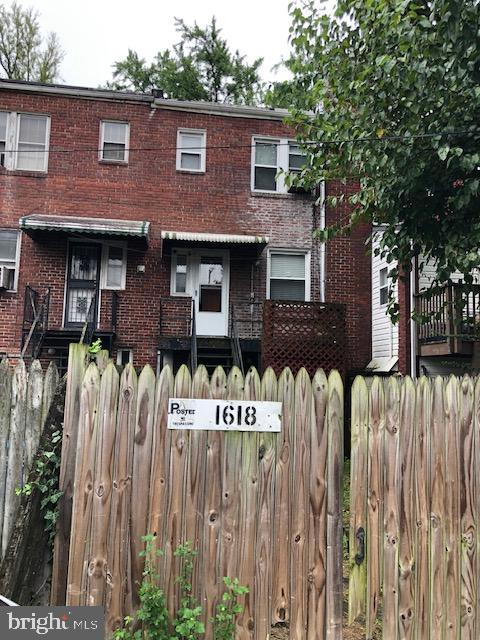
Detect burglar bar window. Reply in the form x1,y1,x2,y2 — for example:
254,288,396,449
100,121,130,163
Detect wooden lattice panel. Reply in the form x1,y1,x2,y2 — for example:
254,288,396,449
262,300,346,376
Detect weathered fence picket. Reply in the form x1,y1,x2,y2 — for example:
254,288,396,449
350,373,480,639
0,358,58,560
53,360,344,639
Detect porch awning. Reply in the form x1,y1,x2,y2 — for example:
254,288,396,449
19,214,150,241
161,230,269,244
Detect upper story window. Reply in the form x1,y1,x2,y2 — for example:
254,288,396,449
267,250,311,301
16,114,50,171
100,121,130,163
379,267,389,305
0,230,20,291
176,129,206,173
0,112,50,172
0,112,6,166
252,137,307,193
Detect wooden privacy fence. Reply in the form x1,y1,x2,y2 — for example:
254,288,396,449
0,358,59,559
51,347,344,639
349,374,480,639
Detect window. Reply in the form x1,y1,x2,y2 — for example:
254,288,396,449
0,112,7,166
100,121,129,163
0,112,50,172
16,114,50,171
252,138,307,193
379,267,389,305
117,348,133,366
268,250,310,301
0,230,20,291
176,129,206,172
253,139,279,191
102,243,127,289
171,250,190,295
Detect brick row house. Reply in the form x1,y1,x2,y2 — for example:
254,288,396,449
0,79,371,376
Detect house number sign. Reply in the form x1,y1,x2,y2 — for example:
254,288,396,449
167,399,282,432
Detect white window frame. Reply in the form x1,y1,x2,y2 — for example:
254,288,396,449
101,241,127,290
266,248,311,302
176,128,206,173
0,111,7,167
2,112,51,172
379,267,389,306
170,249,192,297
251,137,306,193
0,229,21,292
99,120,130,164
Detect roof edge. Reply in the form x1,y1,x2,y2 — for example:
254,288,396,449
0,79,290,121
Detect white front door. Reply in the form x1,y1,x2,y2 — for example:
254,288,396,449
191,249,229,336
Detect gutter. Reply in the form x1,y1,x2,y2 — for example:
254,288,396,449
410,256,417,378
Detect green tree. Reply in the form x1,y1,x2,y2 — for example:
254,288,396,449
0,2,63,82
107,17,264,105
279,0,480,315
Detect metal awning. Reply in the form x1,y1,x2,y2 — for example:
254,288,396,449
161,230,269,244
365,356,398,373
19,214,150,240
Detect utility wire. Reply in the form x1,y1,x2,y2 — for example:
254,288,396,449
0,129,477,155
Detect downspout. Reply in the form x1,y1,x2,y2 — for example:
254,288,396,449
410,256,417,378
319,180,326,302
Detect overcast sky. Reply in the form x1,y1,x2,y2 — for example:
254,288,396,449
5,0,302,89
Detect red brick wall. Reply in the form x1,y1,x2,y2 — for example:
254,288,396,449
0,86,371,372
325,181,372,372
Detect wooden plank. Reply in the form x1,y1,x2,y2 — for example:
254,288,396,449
41,361,59,429
130,364,156,611
202,366,226,638
147,365,173,591
272,367,294,625
0,359,12,559
398,377,416,640
254,366,277,639
66,362,100,605
219,367,243,584
430,376,446,638
106,363,138,634
236,366,260,640
2,360,27,557
184,365,209,604
163,364,191,613
383,376,400,640
290,368,312,640
307,369,328,640
414,377,431,640
24,360,44,476
474,375,480,640
325,369,343,640
444,376,460,639
86,362,119,606
366,376,385,636
51,342,88,605
348,375,368,624
459,375,476,639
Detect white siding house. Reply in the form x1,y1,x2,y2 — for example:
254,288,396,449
370,228,398,371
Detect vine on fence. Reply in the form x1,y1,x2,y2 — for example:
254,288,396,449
113,534,248,640
16,429,63,546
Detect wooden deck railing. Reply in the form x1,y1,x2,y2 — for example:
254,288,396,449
415,283,480,349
